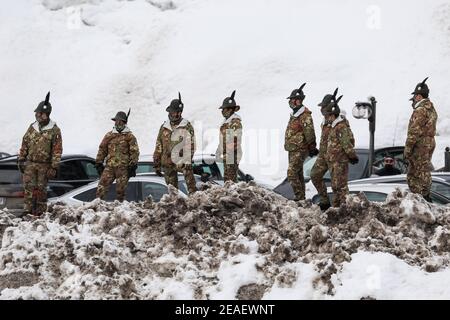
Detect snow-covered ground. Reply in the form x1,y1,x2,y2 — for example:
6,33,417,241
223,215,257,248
1,183,450,299
1,0,450,300
1,0,450,185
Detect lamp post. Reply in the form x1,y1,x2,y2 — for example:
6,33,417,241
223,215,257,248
353,97,377,176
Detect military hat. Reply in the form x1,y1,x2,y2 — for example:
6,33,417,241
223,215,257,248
166,92,184,113
34,92,52,114
411,77,429,98
318,88,338,107
111,109,130,123
287,83,306,100
219,90,240,110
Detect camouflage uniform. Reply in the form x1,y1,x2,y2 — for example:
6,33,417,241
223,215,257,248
96,126,139,201
153,118,197,194
325,115,356,207
284,107,317,201
404,99,437,198
310,120,332,205
216,113,242,182
19,120,63,215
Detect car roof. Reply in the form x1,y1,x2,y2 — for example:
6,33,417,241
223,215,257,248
139,153,217,163
349,174,447,184
0,154,95,163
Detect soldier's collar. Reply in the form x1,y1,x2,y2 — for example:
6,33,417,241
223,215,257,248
223,113,241,125
163,118,189,131
111,125,131,134
331,114,345,128
291,106,305,118
32,120,55,132
413,98,429,109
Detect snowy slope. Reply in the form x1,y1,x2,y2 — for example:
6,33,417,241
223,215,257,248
1,0,450,185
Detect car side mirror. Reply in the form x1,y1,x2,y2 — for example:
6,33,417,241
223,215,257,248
201,172,211,183
245,174,254,182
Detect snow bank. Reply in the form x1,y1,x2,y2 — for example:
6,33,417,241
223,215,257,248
1,184,449,299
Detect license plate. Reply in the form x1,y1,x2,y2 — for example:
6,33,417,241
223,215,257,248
0,197,5,206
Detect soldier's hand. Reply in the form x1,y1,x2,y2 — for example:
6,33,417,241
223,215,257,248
47,168,57,179
17,160,26,174
95,163,105,176
349,156,359,165
155,168,163,177
128,164,138,178
309,147,319,157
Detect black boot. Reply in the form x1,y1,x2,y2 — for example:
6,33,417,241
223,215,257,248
423,194,433,203
319,201,331,212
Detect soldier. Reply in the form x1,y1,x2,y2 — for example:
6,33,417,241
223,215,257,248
375,156,402,176
153,92,197,194
284,83,319,201
95,109,139,202
404,77,438,202
18,92,63,216
310,89,339,211
325,95,359,207
216,90,242,182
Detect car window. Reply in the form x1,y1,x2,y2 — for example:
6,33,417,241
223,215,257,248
141,181,168,202
73,187,97,202
58,161,85,180
137,163,155,174
361,191,387,202
0,166,21,184
431,181,450,199
193,161,222,180
79,160,99,179
430,193,448,205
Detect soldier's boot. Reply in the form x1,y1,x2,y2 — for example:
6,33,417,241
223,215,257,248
319,201,331,212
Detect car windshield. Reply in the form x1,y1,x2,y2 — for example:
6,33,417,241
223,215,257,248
304,152,369,181
431,181,450,199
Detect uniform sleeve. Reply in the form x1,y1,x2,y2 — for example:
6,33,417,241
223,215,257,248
228,119,242,154
338,125,357,159
51,126,63,169
404,107,426,159
303,114,317,151
18,126,32,161
96,133,110,164
128,133,140,166
153,126,163,169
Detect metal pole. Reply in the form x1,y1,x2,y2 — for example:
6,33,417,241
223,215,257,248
368,97,377,176
445,147,450,172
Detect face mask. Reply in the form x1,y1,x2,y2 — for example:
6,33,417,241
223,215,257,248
221,108,234,119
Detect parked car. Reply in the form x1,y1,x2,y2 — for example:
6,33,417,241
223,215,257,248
0,154,99,214
274,146,407,200
136,153,272,188
311,183,450,205
48,173,212,206
348,174,450,200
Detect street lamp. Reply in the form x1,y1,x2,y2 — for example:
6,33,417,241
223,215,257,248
353,96,377,175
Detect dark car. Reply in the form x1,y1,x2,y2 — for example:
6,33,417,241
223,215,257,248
273,146,408,200
0,154,99,214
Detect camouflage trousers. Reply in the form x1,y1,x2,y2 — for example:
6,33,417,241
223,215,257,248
311,154,329,205
22,162,50,215
287,151,306,201
164,164,197,195
96,166,129,202
328,161,349,207
407,156,433,198
224,162,239,183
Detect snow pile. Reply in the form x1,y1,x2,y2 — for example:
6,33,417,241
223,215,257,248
1,184,450,299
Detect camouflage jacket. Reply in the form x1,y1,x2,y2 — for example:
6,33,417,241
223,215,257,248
96,126,140,168
284,106,316,154
153,118,196,169
19,120,63,169
404,99,438,159
326,115,356,163
318,120,332,156
216,113,242,164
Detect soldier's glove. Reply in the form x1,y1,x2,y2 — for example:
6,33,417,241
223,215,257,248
349,156,359,165
17,159,26,174
155,168,163,177
95,163,105,176
309,148,319,157
128,164,138,178
47,168,57,179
